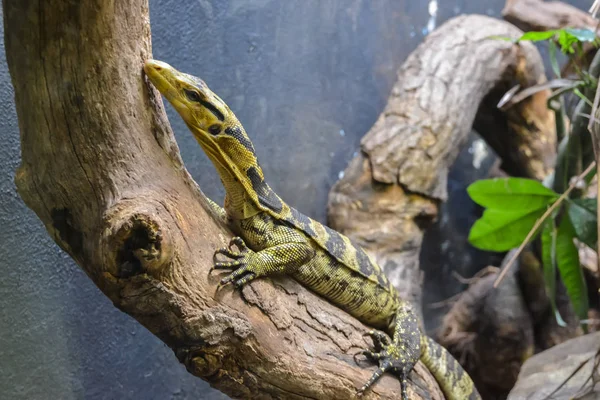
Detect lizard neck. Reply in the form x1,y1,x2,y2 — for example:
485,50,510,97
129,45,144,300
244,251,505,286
191,123,279,220
218,162,263,220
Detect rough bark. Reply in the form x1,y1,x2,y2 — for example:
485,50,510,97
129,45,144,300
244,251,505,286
502,0,599,32
438,263,533,400
508,332,600,400
3,1,444,399
327,15,556,310
438,249,582,399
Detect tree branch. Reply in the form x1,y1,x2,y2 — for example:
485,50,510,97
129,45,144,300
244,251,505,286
502,0,599,32
328,15,555,313
3,0,443,398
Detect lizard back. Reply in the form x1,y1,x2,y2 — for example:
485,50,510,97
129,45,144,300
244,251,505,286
242,167,396,292
284,207,395,291
235,210,400,329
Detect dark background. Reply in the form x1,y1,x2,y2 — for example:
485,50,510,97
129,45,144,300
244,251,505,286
0,1,589,399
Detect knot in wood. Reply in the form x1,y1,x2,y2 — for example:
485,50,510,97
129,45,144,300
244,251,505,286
187,350,223,378
117,214,165,277
103,203,173,278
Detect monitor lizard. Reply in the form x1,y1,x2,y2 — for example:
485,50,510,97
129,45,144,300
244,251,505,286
144,59,480,400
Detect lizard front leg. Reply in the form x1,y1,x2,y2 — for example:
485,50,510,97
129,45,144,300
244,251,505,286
213,236,315,288
356,301,421,399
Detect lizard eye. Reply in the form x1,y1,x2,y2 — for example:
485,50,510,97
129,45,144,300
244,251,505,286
184,89,202,103
184,88,225,121
208,124,221,135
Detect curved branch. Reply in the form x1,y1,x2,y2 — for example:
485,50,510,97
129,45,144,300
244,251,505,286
328,15,555,310
3,0,443,398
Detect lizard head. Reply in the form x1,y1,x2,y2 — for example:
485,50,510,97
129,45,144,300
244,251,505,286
144,60,279,219
144,59,259,165
144,59,235,138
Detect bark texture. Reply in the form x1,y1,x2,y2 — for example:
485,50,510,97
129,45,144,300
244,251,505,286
438,250,582,399
438,263,533,400
327,15,556,309
4,1,445,399
502,0,598,32
508,332,600,400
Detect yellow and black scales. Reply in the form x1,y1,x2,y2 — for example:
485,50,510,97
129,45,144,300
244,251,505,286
144,60,481,400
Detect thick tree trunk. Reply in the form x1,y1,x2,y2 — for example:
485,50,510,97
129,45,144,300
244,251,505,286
3,1,442,399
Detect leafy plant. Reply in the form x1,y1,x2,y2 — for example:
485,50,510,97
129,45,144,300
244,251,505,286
492,28,599,54
468,174,595,322
468,179,558,251
516,28,598,54
568,198,598,249
468,28,600,326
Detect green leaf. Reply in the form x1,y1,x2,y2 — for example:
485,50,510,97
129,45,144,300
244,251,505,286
467,178,559,252
549,40,561,78
567,198,598,249
541,218,567,327
512,28,597,54
564,28,597,43
517,30,557,42
556,216,588,321
558,29,579,53
467,178,558,210
468,208,545,251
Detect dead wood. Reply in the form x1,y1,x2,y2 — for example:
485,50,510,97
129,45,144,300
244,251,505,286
438,263,533,400
3,1,445,399
438,250,582,399
327,15,556,312
508,332,600,400
502,0,598,32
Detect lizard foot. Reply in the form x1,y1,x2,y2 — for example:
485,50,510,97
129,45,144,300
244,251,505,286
211,236,260,288
354,330,419,400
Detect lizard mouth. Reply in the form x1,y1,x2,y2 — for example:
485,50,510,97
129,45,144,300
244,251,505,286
144,59,184,108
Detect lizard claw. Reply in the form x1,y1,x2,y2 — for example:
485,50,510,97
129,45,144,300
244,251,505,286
211,237,251,274
214,270,256,291
211,237,261,289
353,350,382,365
355,328,418,400
357,360,393,396
220,264,255,285
353,350,365,365
213,237,249,261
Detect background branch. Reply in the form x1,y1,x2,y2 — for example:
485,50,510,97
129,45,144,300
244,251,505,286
503,0,599,32
328,14,555,315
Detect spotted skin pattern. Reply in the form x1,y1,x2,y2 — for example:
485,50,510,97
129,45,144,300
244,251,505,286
144,60,481,400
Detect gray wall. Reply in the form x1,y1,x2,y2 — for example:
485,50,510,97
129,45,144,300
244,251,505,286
0,1,588,399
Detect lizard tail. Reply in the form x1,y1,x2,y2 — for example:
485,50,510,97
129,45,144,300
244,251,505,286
420,335,482,400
